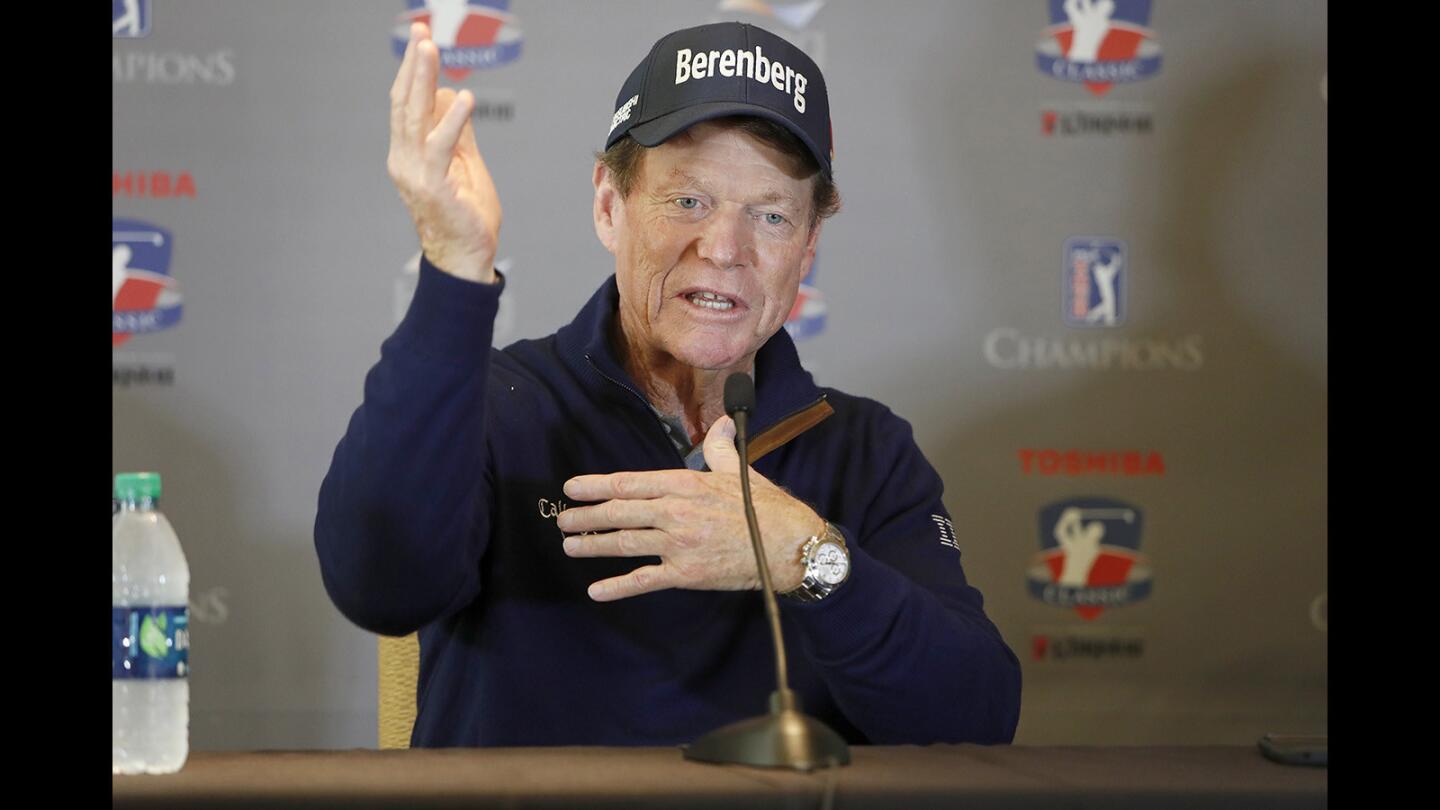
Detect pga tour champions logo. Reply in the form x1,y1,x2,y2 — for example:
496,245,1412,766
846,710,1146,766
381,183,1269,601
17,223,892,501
1027,498,1152,620
113,220,181,348
393,1,523,81
1063,237,1125,327
112,0,234,86
1036,0,1161,96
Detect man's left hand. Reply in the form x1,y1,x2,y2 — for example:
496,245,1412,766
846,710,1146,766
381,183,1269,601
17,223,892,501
558,416,824,601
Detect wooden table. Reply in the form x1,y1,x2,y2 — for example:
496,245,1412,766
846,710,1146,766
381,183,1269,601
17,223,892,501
112,745,1328,809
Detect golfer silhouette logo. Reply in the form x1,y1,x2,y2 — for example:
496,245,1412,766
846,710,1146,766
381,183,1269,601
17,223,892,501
1054,508,1106,586
1063,238,1126,328
1085,253,1121,325
1027,498,1152,620
1035,0,1163,96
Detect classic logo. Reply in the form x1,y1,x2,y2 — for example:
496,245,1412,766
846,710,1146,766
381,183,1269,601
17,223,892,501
113,220,181,348
1026,497,1152,620
783,260,826,341
1036,0,1162,96
1063,237,1126,328
393,1,523,82
112,0,150,38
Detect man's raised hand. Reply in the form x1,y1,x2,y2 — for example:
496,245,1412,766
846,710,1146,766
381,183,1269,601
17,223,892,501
387,22,503,284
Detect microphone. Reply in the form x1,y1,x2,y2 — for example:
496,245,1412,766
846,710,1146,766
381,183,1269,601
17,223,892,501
683,373,850,771
724,371,755,416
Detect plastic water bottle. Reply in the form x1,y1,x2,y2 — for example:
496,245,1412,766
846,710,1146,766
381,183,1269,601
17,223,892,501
112,472,190,774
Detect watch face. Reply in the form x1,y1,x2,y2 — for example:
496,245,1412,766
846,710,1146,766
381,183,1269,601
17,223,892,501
813,542,849,586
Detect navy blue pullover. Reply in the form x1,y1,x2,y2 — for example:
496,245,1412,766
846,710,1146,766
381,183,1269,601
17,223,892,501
315,258,1021,747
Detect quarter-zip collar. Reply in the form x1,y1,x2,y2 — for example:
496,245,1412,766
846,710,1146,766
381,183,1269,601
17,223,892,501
556,275,824,438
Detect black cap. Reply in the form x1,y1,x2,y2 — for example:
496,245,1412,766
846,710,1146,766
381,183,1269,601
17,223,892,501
605,22,832,175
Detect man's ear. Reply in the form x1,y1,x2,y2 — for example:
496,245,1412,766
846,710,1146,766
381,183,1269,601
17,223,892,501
593,161,622,255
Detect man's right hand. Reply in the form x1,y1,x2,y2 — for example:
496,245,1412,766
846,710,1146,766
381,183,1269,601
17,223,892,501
387,22,502,284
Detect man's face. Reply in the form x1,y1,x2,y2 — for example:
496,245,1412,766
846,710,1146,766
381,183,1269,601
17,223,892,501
595,122,821,372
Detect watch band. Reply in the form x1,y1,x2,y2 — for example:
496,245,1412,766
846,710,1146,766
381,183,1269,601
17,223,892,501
780,522,850,603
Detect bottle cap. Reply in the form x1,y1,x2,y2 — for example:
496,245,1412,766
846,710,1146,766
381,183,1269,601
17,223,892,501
114,472,162,500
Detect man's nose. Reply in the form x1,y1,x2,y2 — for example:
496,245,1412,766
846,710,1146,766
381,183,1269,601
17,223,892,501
696,208,753,270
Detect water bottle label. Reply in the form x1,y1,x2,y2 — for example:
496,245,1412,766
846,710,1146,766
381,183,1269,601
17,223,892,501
112,606,189,679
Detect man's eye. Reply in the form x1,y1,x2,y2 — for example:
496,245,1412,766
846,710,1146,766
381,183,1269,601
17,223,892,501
763,212,787,225
676,197,700,210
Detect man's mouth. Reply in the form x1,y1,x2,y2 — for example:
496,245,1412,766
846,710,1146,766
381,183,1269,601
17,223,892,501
683,290,738,311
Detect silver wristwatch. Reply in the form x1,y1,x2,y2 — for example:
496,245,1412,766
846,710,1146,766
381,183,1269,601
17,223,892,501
780,522,851,603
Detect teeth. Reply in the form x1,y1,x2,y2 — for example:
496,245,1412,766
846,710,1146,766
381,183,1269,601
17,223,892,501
687,292,734,310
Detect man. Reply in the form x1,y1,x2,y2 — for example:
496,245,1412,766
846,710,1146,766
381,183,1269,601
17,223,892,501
316,20,1021,747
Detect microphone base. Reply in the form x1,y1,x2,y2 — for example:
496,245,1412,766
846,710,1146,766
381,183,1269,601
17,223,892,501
682,690,851,771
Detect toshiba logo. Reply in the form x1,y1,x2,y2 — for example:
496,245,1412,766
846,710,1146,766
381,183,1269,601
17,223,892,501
1018,449,1165,477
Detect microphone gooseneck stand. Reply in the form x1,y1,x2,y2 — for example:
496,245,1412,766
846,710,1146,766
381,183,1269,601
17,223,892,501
682,373,850,771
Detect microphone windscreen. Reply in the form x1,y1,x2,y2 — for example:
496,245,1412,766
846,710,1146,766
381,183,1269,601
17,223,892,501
724,372,755,415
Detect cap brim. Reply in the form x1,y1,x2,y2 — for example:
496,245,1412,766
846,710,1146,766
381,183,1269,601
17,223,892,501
627,101,831,174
